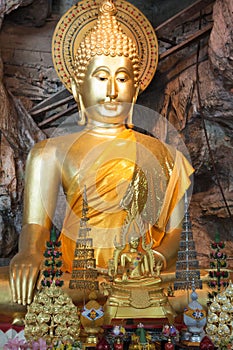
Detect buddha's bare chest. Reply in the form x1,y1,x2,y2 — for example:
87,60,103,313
57,133,117,189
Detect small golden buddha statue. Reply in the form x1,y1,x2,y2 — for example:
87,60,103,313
109,214,161,284
118,235,152,282
0,0,195,323
103,214,176,322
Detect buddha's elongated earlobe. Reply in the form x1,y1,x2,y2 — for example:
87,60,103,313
127,84,140,129
127,106,134,129
70,76,86,126
77,95,86,126
70,76,79,102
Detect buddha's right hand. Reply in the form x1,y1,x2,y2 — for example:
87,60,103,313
9,251,42,305
9,224,50,305
10,252,41,305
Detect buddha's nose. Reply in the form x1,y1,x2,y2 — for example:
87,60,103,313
107,77,118,100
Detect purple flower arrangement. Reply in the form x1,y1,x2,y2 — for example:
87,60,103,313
3,337,81,349
3,337,47,350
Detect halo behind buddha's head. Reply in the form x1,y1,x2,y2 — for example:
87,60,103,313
52,0,158,93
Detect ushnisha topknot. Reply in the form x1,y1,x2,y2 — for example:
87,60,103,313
73,0,140,87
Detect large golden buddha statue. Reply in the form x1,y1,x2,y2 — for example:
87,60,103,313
0,0,194,322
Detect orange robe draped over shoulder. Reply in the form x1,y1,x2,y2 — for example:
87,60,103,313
59,129,193,272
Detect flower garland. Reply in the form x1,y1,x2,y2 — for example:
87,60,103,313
41,228,64,288
208,234,228,301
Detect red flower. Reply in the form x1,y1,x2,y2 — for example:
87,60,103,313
218,242,225,249
211,243,217,249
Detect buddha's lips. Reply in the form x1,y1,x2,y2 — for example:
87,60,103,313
100,101,120,110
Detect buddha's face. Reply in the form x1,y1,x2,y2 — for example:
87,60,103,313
130,237,140,249
79,55,138,125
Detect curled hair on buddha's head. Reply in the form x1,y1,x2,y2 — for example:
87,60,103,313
73,0,140,88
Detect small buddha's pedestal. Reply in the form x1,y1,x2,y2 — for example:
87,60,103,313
104,279,176,324
175,342,200,350
184,342,201,348
82,343,97,350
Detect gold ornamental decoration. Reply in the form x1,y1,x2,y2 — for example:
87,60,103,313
52,0,158,93
24,281,80,344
